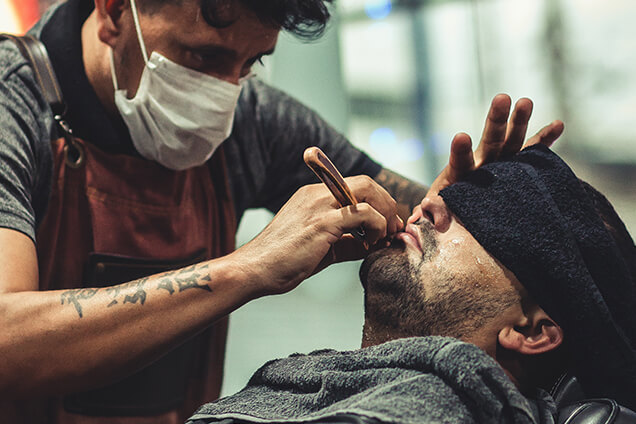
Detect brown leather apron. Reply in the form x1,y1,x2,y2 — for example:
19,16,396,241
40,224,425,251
32,136,236,424
0,33,236,423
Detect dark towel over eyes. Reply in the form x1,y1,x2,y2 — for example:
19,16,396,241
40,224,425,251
440,144,636,409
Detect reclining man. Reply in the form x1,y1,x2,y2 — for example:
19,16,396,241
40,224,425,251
187,145,636,423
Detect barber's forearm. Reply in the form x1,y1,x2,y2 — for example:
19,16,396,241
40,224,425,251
374,168,428,222
0,257,257,399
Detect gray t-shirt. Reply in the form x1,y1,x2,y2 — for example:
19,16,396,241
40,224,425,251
0,0,381,243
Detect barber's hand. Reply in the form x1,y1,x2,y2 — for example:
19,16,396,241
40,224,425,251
409,94,564,224
230,176,402,297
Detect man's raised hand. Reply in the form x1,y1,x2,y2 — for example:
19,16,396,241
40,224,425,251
410,94,564,225
425,94,563,200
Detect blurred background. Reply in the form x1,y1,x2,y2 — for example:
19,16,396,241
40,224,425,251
3,0,635,397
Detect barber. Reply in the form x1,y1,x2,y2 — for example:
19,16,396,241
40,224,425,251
0,0,563,422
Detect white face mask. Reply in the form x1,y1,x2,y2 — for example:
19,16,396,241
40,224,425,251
109,0,243,170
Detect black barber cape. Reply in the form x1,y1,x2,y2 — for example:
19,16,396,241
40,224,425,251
187,337,556,424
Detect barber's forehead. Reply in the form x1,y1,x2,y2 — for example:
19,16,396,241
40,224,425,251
138,0,246,18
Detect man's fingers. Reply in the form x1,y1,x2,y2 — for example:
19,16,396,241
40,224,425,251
524,120,565,148
475,93,512,165
448,132,474,176
501,97,533,157
423,133,473,203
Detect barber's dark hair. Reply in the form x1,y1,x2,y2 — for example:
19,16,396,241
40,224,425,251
139,0,334,39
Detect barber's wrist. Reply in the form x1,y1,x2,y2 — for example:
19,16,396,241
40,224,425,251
215,250,273,301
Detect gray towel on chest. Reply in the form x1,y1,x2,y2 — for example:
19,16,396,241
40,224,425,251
187,337,555,424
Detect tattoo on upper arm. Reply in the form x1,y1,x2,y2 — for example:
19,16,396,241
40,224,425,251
374,169,429,214
60,263,212,318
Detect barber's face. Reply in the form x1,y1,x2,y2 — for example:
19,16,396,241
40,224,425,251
360,195,521,341
111,0,279,96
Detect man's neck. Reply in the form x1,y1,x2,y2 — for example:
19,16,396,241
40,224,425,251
361,320,413,348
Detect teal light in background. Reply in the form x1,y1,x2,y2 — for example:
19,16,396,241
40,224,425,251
402,138,426,161
369,127,397,156
365,0,392,20
369,127,425,163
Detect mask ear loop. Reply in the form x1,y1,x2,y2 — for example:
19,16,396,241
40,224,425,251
109,49,120,91
128,0,149,64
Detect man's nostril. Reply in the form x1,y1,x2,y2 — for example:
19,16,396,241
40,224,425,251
425,210,434,224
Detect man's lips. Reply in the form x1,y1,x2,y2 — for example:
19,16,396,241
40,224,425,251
395,223,423,253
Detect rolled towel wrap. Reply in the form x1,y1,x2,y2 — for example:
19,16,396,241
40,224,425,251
440,144,636,408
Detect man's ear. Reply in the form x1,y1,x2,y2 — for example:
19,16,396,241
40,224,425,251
498,306,563,355
94,0,128,46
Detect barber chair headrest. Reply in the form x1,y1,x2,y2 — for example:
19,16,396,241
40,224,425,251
551,373,636,424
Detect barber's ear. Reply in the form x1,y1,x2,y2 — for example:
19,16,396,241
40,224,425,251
498,307,563,355
95,0,127,45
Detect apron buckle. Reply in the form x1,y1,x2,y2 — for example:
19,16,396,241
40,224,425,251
56,115,85,168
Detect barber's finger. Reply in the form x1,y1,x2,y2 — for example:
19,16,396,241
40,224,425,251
523,120,565,148
336,202,388,246
313,235,359,272
501,98,533,157
329,235,369,264
475,94,512,166
345,175,403,234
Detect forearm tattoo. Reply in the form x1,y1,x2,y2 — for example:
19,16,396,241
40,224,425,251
374,169,429,217
60,288,98,318
106,278,150,307
156,264,212,295
60,263,212,318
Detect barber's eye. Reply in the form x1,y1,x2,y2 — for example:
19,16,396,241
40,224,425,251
247,56,265,67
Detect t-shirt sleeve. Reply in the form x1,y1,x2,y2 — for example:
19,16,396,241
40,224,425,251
229,79,381,215
0,41,54,242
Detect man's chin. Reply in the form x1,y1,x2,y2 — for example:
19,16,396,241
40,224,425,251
359,241,406,290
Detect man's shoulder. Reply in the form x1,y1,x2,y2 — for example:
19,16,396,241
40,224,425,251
0,37,48,109
0,38,30,81
0,36,53,124
0,36,55,155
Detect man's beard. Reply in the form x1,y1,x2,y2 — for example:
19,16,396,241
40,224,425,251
359,221,518,342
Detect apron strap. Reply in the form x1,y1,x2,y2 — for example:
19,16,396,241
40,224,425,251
1,33,84,168
0,33,66,117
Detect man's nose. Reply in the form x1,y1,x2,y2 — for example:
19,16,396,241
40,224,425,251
418,194,451,233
